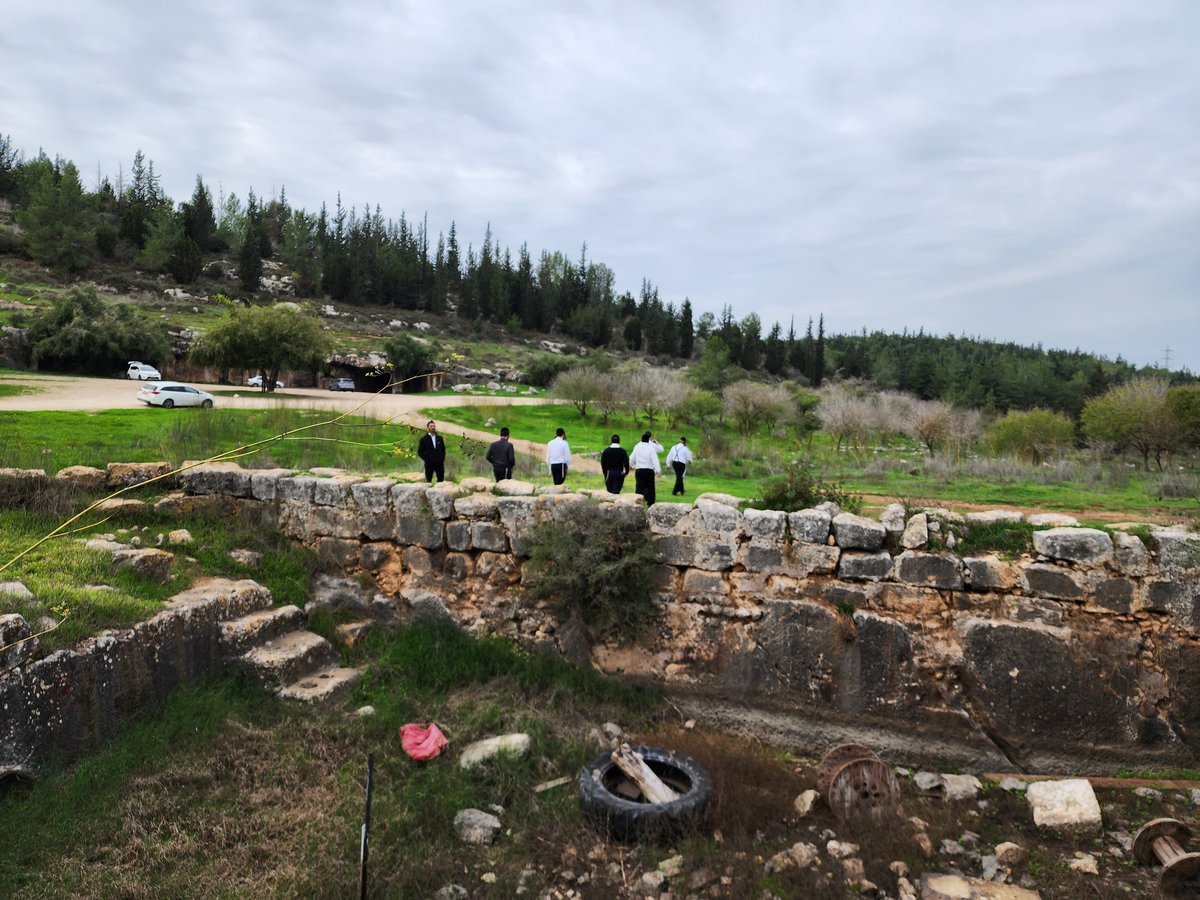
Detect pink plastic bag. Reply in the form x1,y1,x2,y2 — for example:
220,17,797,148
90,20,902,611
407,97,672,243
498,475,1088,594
400,722,448,761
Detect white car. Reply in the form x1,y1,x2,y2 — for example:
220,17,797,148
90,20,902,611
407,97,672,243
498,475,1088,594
246,375,284,389
137,381,215,409
127,361,162,380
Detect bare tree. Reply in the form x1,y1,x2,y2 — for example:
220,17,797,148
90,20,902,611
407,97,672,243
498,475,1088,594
816,382,873,451
552,366,609,417
722,380,789,435
627,368,688,424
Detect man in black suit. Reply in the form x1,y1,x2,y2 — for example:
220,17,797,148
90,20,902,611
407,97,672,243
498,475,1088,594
599,434,630,494
417,420,446,483
486,427,516,481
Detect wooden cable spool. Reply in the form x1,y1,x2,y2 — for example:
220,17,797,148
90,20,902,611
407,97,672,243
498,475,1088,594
817,743,901,822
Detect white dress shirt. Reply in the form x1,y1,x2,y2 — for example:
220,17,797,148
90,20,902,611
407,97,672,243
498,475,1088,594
666,443,694,466
546,436,572,468
628,441,661,472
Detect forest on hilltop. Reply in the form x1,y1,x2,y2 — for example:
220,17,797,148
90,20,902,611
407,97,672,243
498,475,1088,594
0,135,1192,418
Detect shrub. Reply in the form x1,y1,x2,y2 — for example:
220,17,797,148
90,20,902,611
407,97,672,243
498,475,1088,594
525,354,576,387
751,466,862,514
986,408,1075,463
523,503,659,640
953,521,1036,558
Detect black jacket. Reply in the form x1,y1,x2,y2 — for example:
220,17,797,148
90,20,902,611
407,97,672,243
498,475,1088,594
599,445,630,475
417,433,446,464
486,438,515,469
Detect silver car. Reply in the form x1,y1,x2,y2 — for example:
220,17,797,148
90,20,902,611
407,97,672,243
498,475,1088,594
136,381,215,409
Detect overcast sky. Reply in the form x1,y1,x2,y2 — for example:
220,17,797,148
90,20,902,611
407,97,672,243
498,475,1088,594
4,1,1198,371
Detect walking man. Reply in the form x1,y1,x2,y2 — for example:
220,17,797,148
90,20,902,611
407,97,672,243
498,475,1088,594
486,427,516,482
599,434,630,494
628,431,662,506
416,420,446,484
665,436,694,496
546,427,571,485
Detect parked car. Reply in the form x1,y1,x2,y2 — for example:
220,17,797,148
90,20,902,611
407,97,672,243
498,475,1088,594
246,375,284,389
329,377,356,391
136,381,215,409
127,361,161,381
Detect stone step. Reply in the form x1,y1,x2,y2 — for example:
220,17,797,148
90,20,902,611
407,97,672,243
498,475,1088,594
220,605,306,657
277,666,363,704
239,630,339,688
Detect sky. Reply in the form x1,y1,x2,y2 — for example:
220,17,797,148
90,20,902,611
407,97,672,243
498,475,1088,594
3,0,1198,372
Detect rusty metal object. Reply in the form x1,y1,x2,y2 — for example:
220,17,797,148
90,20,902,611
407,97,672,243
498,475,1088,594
1133,818,1200,895
816,743,901,822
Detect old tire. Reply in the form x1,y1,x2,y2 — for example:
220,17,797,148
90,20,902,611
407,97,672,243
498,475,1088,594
201,399,213,409
579,745,712,842
161,398,174,409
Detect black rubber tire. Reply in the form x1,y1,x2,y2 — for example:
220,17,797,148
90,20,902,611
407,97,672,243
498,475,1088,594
200,399,213,409
578,745,712,842
161,398,174,409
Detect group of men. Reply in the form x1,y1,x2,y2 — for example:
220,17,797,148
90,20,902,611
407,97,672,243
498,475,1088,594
414,419,694,506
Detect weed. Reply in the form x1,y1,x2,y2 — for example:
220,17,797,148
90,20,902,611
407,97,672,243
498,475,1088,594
752,465,863,514
952,520,1036,557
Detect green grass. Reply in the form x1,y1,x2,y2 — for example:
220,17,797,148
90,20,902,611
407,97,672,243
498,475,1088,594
0,383,40,398
0,408,425,474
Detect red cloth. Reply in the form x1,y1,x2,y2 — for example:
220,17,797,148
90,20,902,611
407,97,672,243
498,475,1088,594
400,722,448,761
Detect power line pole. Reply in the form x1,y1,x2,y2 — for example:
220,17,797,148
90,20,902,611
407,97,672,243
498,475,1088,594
1163,345,1173,370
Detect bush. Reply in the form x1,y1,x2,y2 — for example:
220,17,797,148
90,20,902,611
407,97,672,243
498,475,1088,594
751,466,861,514
525,354,576,387
986,408,1075,463
523,503,659,640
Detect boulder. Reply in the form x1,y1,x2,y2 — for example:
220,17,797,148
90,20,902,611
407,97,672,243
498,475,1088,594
1026,778,1102,831
789,509,832,544
901,513,928,550
459,733,531,768
832,513,886,551
453,808,502,845
1032,527,1114,565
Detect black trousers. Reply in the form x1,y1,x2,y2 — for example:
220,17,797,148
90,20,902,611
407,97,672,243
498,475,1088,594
550,463,567,485
492,465,512,482
604,470,625,494
634,468,656,506
671,461,686,495
424,463,444,483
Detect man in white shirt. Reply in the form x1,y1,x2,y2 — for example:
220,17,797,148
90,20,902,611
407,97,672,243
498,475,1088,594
665,436,694,496
628,431,662,506
546,427,571,485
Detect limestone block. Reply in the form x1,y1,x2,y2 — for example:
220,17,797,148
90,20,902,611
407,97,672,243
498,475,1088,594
838,551,893,582
1026,778,1102,831
107,461,174,490
460,732,532,768
454,492,499,520
391,483,431,517
742,544,784,574
445,520,471,552
310,505,361,538
471,522,508,553
1093,578,1134,614
695,492,742,508
458,476,495,492
1145,581,1198,632
695,539,737,571
783,542,840,577
1032,527,1113,566
0,614,37,669
312,475,363,507
359,543,394,572
744,508,786,542
919,874,1041,899
880,503,906,533
832,513,886,551
820,582,872,610
275,475,317,502
1113,532,1152,577
94,498,147,515
477,552,517,585
0,467,46,482
351,479,395,513
966,509,1024,526
894,551,963,590
309,574,370,614
1027,512,1079,527
493,479,535,495
789,509,832,544
1022,563,1085,601
1003,597,1064,626
180,462,251,497
426,483,462,519
1150,529,1200,573
697,498,744,535
0,581,34,600
395,515,444,549
443,553,474,581
497,495,536,557
964,556,1020,593
401,586,452,622
653,534,696,567
647,502,692,534
305,538,353,569
454,808,502,844
535,492,590,522
112,548,174,582
901,513,928,550
54,465,106,489
683,569,729,597
730,572,769,594
923,507,965,526
402,546,433,574
249,468,296,501
535,483,572,494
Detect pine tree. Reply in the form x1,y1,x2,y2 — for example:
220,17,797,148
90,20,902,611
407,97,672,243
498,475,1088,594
679,299,695,359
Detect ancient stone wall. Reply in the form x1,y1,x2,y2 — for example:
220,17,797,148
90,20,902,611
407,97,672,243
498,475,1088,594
174,463,1200,773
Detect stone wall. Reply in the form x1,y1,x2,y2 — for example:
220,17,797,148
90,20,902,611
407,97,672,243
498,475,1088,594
174,463,1200,774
